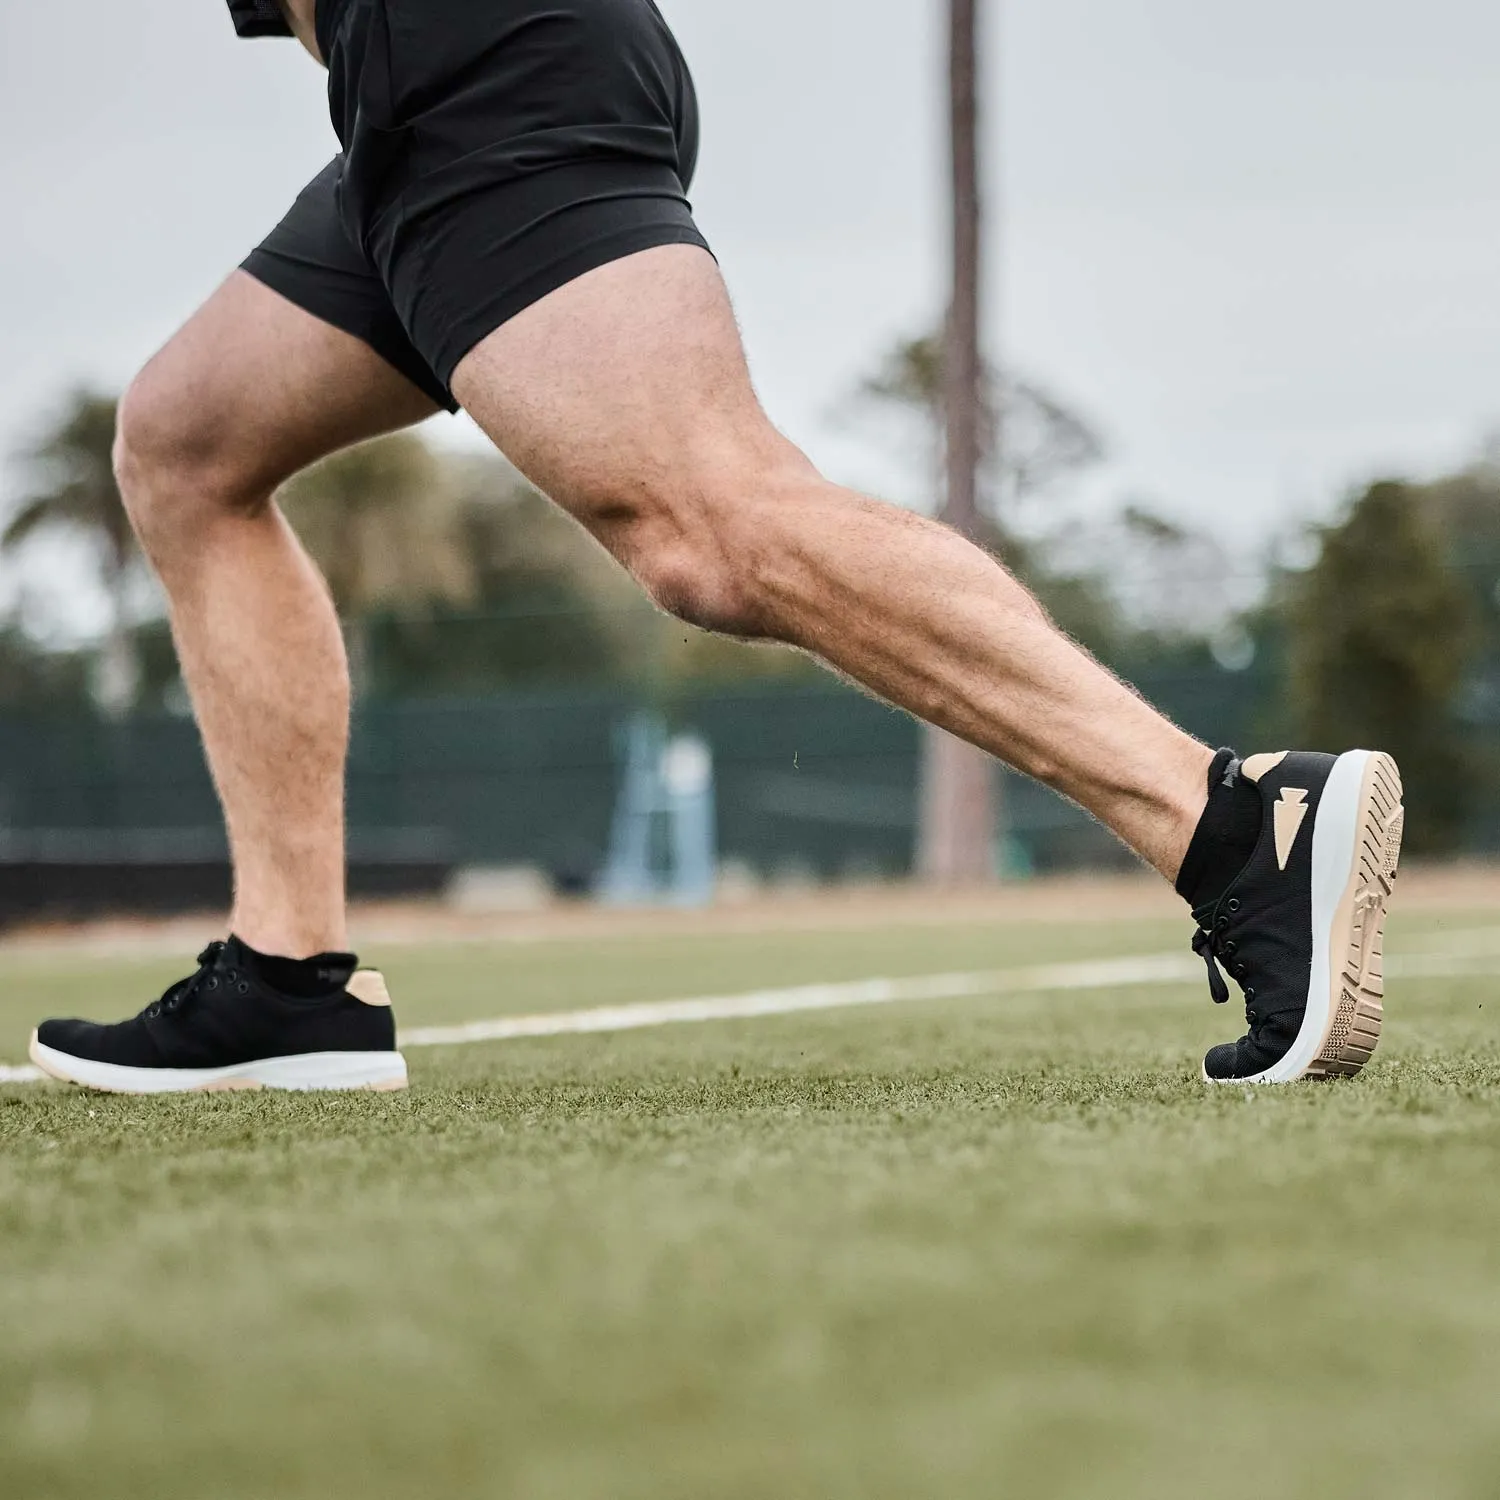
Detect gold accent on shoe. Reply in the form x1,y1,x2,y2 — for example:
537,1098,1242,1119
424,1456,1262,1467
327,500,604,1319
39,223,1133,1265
1273,788,1310,870
346,970,393,1008
1240,750,1288,783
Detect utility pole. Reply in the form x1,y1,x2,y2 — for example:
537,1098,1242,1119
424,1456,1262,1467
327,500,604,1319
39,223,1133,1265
917,0,998,883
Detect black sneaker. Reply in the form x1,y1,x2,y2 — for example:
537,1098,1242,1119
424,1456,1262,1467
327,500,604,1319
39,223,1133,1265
28,938,408,1094
1191,749,1404,1084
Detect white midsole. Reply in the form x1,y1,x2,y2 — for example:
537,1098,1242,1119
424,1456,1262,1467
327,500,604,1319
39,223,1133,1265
1204,749,1371,1086
27,1035,409,1094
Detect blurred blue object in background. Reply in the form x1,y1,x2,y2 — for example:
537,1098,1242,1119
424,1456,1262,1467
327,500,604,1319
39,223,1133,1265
599,712,717,907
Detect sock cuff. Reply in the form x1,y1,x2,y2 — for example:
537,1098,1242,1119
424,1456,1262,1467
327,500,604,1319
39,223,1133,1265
231,935,359,998
1174,747,1243,903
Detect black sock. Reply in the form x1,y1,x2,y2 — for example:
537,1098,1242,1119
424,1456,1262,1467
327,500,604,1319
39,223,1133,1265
231,936,358,999
1174,748,1263,911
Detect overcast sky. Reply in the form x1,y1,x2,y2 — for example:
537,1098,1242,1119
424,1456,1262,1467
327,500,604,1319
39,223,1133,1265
3,0,1499,600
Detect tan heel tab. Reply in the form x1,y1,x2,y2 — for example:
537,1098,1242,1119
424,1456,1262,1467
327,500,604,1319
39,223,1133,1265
346,970,393,1008
1240,751,1288,784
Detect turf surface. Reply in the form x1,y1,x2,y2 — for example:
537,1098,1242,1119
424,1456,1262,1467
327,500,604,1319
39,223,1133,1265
3,906,1500,1498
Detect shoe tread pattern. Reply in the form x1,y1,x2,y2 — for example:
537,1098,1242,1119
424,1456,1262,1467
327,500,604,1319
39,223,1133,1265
1305,753,1403,1081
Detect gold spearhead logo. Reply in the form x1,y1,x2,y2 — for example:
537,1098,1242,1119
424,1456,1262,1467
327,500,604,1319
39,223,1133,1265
1274,788,1310,870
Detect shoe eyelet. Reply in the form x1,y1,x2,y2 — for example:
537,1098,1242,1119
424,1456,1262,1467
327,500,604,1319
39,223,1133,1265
147,1005,161,1019
206,976,219,991
1215,915,1229,931
1226,898,1241,913
237,981,250,996
1223,940,1237,956
225,970,238,984
1244,987,1256,1001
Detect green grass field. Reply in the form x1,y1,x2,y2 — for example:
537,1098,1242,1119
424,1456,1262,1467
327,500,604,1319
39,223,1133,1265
3,898,1500,1499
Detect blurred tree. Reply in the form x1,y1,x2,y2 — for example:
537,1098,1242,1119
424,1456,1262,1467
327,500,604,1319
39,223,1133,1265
364,451,640,695
2,390,141,715
1040,502,1256,661
850,333,1109,639
280,432,478,615
1416,457,1500,651
0,624,91,711
450,456,634,612
854,333,1104,525
278,432,481,687
1401,455,1500,829
1290,480,1475,853
346,451,823,697
298,448,605,694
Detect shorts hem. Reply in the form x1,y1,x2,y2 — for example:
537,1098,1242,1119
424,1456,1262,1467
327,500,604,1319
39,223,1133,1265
241,247,458,413
430,224,713,389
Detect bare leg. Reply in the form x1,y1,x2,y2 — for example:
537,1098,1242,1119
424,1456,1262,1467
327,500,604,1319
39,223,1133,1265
115,272,439,955
452,247,1211,879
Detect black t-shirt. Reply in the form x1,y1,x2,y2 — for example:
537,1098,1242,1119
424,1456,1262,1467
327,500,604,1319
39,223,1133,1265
227,0,293,38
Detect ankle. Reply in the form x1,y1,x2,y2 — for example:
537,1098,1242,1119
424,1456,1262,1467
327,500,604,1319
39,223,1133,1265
1174,748,1264,909
1165,746,1216,877
1111,741,1214,885
230,918,349,963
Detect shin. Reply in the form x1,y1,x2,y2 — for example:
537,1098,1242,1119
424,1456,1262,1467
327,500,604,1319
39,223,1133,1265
118,272,436,955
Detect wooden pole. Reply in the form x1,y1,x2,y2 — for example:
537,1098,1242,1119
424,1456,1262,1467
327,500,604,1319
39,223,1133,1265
918,0,998,884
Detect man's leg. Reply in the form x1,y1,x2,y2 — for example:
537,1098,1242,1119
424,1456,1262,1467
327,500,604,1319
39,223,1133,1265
115,270,439,956
451,246,1212,880
30,271,429,1092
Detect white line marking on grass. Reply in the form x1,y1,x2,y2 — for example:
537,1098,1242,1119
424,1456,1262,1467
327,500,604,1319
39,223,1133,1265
2,937,1495,1084
385,942,1500,1048
397,953,1206,1048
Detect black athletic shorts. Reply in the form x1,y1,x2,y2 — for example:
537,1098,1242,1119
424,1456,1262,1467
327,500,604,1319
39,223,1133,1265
242,0,707,411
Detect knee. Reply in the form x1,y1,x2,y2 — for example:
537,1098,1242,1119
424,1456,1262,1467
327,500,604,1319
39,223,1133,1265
113,365,273,550
607,450,811,639
638,542,762,637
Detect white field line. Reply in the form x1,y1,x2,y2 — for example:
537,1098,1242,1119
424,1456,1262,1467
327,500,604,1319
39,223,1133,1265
397,952,1200,1048
3,930,1498,1087
397,941,1500,1049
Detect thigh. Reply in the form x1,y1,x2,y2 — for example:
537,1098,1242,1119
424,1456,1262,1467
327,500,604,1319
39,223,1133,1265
126,268,441,496
449,245,779,524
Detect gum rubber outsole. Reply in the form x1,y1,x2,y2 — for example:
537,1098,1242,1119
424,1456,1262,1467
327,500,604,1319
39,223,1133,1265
1301,751,1403,1081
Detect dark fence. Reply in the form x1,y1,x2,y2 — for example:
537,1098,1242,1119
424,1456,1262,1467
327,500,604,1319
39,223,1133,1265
0,664,1287,920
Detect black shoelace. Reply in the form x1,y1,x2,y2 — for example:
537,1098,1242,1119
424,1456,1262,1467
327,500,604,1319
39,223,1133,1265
1191,898,1258,1025
1191,925,1231,1005
143,942,245,1022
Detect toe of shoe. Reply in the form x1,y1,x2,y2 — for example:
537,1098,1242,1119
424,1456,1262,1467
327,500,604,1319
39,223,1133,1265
1202,1041,1246,1081
35,1018,106,1058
